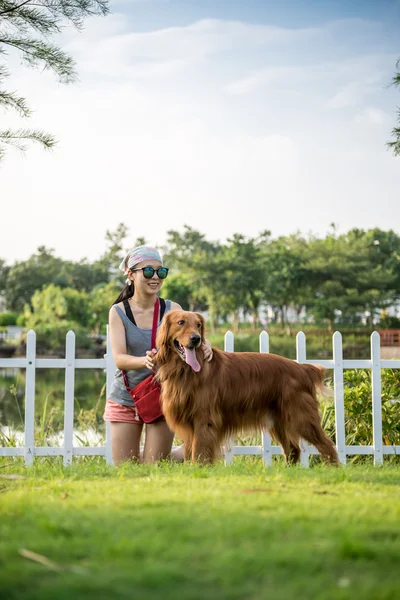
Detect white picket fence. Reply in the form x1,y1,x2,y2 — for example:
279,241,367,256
0,329,399,467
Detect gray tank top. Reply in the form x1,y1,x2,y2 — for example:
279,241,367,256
108,299,172,406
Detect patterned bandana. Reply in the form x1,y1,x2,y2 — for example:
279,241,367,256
119,245,163,276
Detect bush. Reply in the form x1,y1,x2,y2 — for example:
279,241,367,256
377,315,400,329
16,314,26,327
0,312,19,326
321,368,400,456
21,322,96,355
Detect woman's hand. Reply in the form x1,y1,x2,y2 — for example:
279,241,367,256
144,349,157,371
202,339,213,362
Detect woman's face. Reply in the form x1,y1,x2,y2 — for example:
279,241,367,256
129,260,165,296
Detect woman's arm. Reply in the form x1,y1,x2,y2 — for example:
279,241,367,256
109,306,148,371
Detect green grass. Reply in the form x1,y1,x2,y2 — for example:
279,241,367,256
0,460,399,600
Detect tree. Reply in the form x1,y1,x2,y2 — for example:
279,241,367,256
388,59,400,156
88,281,121,334
191,248,229,332
3,226,142,312
345,229,399,327
163,225,216,270
0,0,109,161
220,234,267,331
96,223,129,281
5,246,63,311
261,234,309,333
304,229,398,330
53,260,108,291
163,226,219,315
23,283,92,352
0,257,9,297
161,273,193,311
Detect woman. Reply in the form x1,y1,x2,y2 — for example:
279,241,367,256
103,245,212,465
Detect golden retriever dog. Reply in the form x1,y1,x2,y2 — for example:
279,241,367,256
155,310,339,466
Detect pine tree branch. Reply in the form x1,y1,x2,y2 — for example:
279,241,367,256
0,89,31,115
0,0,32,16
0,64,10,81
392,72,400,88
0,5,62,36
0,0,109,163
0,35,77,81
387,123,400,156
0,0,109,29
388,60,400,157
0,127,56,160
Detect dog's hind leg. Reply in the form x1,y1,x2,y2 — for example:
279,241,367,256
286,442,301,464
269,425,301,465
301,422,339,466
295,394,339,466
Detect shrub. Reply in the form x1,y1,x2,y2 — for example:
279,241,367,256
321,368,400,455
0,312,19,326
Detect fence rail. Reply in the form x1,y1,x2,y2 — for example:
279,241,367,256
0,330,399,466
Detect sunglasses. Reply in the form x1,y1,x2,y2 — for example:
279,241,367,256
131,267,169,279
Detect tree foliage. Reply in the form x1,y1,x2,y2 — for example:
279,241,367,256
0,0,109,160
1,225,400,334
388,58,400,156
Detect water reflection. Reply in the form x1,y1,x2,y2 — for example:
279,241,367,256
0,368,106,429
0,425,104,447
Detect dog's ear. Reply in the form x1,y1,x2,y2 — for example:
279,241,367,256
155,311,174,365
195,312,206,343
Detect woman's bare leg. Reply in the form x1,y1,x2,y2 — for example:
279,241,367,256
143,419,174,463
110,422,143,466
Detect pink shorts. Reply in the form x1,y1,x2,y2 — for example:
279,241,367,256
103,399,165,425
103,399,144,424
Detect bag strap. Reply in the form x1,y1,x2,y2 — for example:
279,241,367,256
123,297,166,327
123,299,136,326
151,297,160,349
159,298,166,321
122,369,130,391
122,297,160,392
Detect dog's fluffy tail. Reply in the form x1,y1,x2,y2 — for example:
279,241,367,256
302,364,333,398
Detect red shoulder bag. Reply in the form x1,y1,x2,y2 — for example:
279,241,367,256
122,298,163,423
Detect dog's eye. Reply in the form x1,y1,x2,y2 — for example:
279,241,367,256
197,323,202,329
177,320,185,325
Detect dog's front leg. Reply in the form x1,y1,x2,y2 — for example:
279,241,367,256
192,425,219,464
183,432,193,462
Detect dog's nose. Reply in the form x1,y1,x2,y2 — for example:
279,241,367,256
190,334,201,346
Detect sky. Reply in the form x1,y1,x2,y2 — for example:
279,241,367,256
1,0,400,264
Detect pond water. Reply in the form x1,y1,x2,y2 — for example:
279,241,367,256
0,367,107,432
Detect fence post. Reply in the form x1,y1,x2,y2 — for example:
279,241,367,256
24,330,36,466
333,332,346,465
296,332,309,467
105,326,115,465
224,331,234,465
259,331,272,466
371,332,383,465
64,331,75,466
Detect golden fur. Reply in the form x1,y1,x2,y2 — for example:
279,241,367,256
155,310,339,465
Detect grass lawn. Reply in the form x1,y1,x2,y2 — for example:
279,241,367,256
0,460,399,600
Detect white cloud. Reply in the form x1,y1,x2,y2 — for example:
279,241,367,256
1,15,399,263
354,107,391,126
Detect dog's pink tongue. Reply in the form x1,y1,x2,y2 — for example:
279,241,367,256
184,347,201,372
